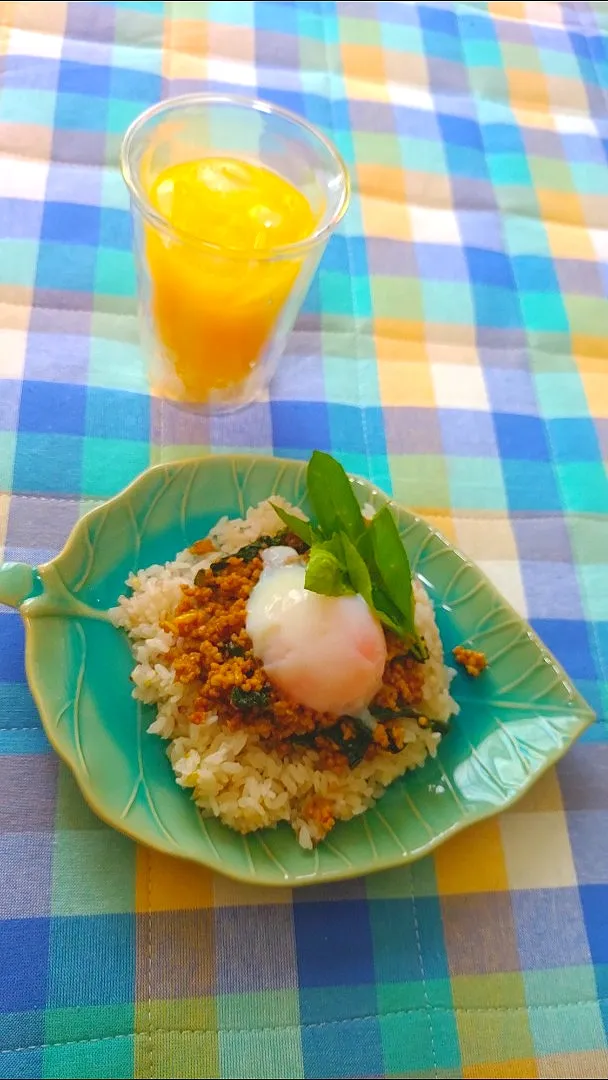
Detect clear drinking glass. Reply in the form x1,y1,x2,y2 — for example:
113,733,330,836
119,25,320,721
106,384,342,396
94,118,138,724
120,94,349,412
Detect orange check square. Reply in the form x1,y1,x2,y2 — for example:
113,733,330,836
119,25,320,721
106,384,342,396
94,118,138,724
435,817,509,895
507,69,550,113
165,18,207,57
13,1,67,34
464,1060,539,1080
136,847,214,912
341,43,386,83
208,22,254,62
378,360,435,408
572,334,608,370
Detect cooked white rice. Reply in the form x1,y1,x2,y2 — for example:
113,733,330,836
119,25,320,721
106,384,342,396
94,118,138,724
110,498,458,848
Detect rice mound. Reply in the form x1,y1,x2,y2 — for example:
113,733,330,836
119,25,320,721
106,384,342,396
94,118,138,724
111,498,458,848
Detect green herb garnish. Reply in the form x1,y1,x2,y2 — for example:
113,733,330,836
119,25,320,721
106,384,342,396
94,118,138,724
270,505,318,548
224,641,246,658
292,716,374,769
196,532,290,583
234,533,287,562
408,636,430,662
298,450,425,652
230,686,271,711
369,702,449,734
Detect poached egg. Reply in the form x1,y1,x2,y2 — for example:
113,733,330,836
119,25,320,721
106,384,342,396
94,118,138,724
246,549,387,716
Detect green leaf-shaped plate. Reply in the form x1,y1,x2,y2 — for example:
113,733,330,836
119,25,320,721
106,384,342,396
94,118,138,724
0,456,593,886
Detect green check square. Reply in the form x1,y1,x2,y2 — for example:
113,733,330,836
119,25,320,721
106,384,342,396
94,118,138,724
353,131,402,167
570,162,608,195
378,980,460,1072
520,291,569,333
339,14,382,45
0,88,57,126
366,856,438,899
218,989,300,1030
487,153,533,187
423,281,474,326
88,336,147,393
82,437,149,497
45,1004,134,1046
400,135,447,174
13,432,83,495
332,128,356,165
106,96,149,136
578,565,608,620
0,432,15,489
529,1001,606,1056
168,0,208,15
316,449,391,493
321,268,373,317
568,517,608,563
524,966,598,1007
378,978,454,1013
566,295,608,337
218,993,303,1078
95,248,136,298
558,462,608,514
500,42,543,71
43,1032,133,1075
372,276,423,321
535,372,590,417
44,1038,134,1079
51,830,135,915
391,454,449,509
502,213,551,257
468,66,509,101
529,156,573,192
101,163,131,212
528,344,574,375
324,356,380,408
55,766,106,830
0,240,38,287
463,39,503,67
219,1028,304,1080
447,457,507,511
298,38,326,73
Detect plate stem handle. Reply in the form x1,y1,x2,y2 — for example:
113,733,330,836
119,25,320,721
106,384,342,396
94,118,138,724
0,562,37,608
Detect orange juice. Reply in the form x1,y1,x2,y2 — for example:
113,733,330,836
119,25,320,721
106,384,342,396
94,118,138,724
145,157,316,403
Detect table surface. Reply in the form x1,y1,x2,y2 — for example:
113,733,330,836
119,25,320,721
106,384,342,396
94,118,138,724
1,2,608,1078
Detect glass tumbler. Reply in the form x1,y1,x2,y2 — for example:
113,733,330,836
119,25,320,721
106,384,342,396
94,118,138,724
120,94,349,412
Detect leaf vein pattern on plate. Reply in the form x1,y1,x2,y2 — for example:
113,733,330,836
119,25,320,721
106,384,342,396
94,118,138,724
70,622,89,780
256,835,290,880
70,522,97,594
120,702,177,846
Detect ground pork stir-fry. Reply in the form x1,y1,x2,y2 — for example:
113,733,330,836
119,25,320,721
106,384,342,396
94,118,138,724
453,645,488,677
159,532,434,773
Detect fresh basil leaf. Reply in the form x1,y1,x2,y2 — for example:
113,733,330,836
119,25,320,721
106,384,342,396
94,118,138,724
340,532,373,608
305,543,353,598
235,534,286,562
230,686,271,710
408,636,430,662
291,716,373,769
371,583,407,637
368,506,415,634
307,450,366,543
270,503,318,548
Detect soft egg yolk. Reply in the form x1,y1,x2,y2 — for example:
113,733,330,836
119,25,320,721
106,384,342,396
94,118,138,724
246,563,387,717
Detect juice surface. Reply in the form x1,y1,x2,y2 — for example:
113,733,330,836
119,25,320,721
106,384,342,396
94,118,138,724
145,157,316,402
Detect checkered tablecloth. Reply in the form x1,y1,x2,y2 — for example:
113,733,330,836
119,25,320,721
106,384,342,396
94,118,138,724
1,1,608,1077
